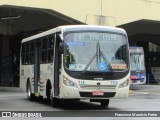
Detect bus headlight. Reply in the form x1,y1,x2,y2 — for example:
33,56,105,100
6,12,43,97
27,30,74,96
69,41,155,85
118,79,130,88
63,76,78,88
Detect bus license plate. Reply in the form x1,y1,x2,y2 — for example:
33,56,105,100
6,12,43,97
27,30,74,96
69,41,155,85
92,91,104,96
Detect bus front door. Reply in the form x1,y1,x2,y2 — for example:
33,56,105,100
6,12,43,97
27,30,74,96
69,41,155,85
54,35,61,97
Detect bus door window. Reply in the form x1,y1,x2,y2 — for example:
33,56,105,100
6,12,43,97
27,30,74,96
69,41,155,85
21,44,25,64
29,42,34,64
41,37,48,63
48,36,54,62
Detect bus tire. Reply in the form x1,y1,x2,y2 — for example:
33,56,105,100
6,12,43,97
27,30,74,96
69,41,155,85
27,81,35,101
100,99,109,108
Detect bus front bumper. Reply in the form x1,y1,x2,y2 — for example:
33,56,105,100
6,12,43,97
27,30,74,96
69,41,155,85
59,85,129,99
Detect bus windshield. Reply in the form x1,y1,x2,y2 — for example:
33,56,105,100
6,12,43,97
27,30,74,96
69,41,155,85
130,53,145,71
64,32,129,73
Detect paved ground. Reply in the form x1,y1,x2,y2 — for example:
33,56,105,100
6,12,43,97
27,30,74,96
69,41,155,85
0,85,160,120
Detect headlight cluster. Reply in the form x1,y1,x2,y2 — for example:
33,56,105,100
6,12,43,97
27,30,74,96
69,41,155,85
119,79,130,88
63,76,78,88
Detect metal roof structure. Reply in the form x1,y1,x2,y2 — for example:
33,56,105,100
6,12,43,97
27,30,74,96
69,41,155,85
0,5,84,36
118,19,160,36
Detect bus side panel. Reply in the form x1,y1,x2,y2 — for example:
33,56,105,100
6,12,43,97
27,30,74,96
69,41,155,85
20,65,34,92
20,65,26,91
39,64,54,98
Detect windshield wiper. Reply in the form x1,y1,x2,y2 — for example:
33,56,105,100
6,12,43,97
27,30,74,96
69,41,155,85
82,42,114,74
100,50,114,73
82,52,97,73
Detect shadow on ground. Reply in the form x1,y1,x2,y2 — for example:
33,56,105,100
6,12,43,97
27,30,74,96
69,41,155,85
26,98,121,111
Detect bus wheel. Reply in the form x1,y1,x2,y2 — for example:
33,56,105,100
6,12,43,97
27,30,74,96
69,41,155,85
27,81,35,101
100,99,109,108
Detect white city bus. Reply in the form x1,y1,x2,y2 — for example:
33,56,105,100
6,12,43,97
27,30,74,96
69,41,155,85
20,25,130,108
129,46,146,84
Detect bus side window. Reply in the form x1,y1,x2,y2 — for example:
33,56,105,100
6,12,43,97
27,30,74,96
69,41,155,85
41,37,48,63
48,36,54,48
26,43,29,64
21,43,25,64
48,35,54,62
29,42,34,64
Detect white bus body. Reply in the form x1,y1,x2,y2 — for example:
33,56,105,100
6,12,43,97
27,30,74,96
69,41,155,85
129,46,146,84
20,25,130,107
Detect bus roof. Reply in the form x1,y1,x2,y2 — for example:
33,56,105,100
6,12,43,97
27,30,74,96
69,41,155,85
22,25,127,43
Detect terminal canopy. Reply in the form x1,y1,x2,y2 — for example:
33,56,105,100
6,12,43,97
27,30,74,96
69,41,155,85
0,5,83,36
118,19,160,45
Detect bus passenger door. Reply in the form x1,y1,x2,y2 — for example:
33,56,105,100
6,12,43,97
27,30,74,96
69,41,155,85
53,34,61,97
34,42,41,96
